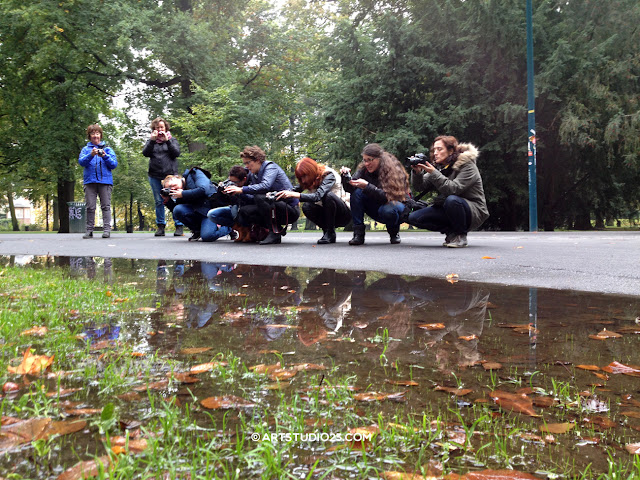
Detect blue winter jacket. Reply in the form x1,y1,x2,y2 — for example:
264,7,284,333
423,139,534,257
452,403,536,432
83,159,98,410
78,142,118,185
241,161,299,207
165,167,217,216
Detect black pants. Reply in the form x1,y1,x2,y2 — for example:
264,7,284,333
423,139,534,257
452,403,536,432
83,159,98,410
302,192,351,230
238,195,300,230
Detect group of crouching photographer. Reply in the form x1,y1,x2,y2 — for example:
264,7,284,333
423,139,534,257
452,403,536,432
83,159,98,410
159,137,488,247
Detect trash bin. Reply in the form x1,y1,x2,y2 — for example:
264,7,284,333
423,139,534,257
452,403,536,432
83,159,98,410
67,202,86,233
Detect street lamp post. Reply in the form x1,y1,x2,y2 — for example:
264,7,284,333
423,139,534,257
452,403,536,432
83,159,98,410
526,0,538,232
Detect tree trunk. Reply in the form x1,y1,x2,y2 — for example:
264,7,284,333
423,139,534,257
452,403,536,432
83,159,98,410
57,178,75,233
137,201,145,231
46,194,50,231
53,196,59,231
6,193,20,231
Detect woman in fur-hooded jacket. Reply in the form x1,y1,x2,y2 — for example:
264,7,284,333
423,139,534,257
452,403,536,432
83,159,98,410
407,136,489,248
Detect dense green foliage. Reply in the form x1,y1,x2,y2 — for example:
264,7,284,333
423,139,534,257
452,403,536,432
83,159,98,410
1,0,638,230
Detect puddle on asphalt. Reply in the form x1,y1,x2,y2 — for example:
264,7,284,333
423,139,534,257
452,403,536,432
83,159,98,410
2,255,640,478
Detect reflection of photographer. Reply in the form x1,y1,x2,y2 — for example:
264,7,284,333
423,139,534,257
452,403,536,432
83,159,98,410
162,167,232,242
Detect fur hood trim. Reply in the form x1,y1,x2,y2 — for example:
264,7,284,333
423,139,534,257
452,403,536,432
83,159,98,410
452,143,479,171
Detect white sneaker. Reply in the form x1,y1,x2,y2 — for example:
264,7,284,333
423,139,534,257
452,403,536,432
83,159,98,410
442,232,455,247
446,234,468,248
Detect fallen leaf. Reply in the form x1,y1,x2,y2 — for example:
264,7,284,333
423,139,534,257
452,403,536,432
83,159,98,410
386,379,419,387
483,362,503,370
576,365,600,371
458,334,478,341
626,443,640,454
446,273,459,284
462,470,542,479
481,256,496,260
435,385,472,396
417,323,446,331
602,361,640,377
7,349,54,375
584,416,617,429
490,390,539,417
57,455,112,480
200,395,256,409
589,329,622,340
189,361,228,374
353,391,407,402
259,324,299,329
167,372,200,384
109,436,148,453
20,326,48,337
180,347,212,355
621,411,640,419
540,423,575,434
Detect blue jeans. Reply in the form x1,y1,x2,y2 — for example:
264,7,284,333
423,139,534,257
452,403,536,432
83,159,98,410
173,204,231,241
350,188,405,227
149,176,183,227
207,206,237,228
407,195,471,234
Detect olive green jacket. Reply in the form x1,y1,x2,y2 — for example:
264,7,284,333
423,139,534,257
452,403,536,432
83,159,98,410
410,143,489,231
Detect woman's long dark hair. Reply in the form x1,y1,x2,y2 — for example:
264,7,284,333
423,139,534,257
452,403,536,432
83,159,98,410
359,144,409,202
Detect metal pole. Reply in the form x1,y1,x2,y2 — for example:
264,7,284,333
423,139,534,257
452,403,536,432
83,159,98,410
526,0,538,232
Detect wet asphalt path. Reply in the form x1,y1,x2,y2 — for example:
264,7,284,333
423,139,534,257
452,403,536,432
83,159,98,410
0,231,638,296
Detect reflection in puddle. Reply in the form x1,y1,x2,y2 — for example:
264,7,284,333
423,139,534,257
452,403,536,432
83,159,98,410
2,255,640,478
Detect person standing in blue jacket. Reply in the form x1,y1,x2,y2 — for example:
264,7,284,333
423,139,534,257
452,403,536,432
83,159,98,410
78,124,118,239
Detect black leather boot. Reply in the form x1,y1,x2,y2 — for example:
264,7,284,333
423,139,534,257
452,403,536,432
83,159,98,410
348,224,366,245
317,228,336,244
387,225,401,244
259,230,282,245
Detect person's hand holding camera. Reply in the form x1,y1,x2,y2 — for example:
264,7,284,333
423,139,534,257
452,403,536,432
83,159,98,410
151,130,159,141
276,190,299,200
350,178,368,189
224,185,243,195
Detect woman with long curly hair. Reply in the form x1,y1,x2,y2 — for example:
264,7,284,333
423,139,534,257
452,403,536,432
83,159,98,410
407,135,488,247
340,143,410,245
277,157,351,244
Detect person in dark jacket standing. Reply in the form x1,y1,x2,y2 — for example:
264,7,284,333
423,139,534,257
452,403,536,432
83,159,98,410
162,168,232,242
78,124,118,239
276,157,350,244
143,117,183,237
407,136,489,248
223,146,300,245
340,143,409,245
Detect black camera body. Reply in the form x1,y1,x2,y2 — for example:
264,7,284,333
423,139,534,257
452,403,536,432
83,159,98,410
265,192,278,201
342,172,352,183
405,153,428,167
219,179,236,190
160,188,172,196
96,149,106,157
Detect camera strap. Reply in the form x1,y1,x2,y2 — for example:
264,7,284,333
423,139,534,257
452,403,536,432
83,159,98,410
270,203,288,235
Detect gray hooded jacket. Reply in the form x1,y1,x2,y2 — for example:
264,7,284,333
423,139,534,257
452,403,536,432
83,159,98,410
411,143,489,231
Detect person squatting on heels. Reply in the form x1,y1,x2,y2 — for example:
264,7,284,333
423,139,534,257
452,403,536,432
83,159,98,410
340,143,409,245
407,136,489,248
276,157,350,244
161,167,232,242
221,146,300,245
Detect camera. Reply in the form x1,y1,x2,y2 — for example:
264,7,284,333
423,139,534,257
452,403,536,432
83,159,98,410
219,179,236,190
266,192,278,201
342,172,352,183
161,188,172,196
405,153,428,167
96,149,105,156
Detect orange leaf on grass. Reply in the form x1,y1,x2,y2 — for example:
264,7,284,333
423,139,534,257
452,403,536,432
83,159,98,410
459,334,478,341
200,395,256,409
602,361,640,377
435,385,472,396
625,443,640,454
461,469,543,479
490,390,539,417
540,423,575,434
189,361,228,374
481,256,496,260
418,323,446,331
20,326,48,337
7,348,54,375
179,347,212,355
386,379,419,387
57,455,112,480
482,362,503,370
109,436,148,453
353,391,407,402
